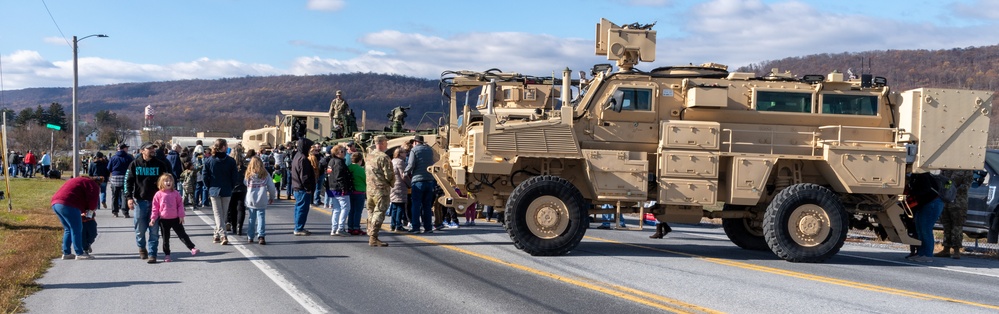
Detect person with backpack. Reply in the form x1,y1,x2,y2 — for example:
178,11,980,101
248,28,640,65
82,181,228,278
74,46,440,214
935,170,973,259
907,171,946,263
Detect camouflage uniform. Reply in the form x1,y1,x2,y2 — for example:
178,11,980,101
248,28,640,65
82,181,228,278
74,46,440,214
365,147,394,246
329,94,350,137
938,169,972,257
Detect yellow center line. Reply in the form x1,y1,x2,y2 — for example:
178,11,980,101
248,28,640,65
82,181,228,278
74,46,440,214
585,236,999,311
405,234,722,314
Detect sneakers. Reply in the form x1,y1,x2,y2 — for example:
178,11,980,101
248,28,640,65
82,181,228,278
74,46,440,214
139,249,149,260
191,248,200,256
213,236,221,243
247,237,254,244
258,237,266,245
464,221,476,226
337,230,350,236
75,254,94,260
85,247,93,254
62,254,76,260
123,212,131,218
220,237,230,245
294,229,312,236
163,255,172,262
147,257,157,264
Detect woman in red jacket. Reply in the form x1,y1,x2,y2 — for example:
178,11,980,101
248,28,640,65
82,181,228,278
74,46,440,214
51,176,101,260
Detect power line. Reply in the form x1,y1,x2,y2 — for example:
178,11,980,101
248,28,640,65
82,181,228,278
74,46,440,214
41,0,71,48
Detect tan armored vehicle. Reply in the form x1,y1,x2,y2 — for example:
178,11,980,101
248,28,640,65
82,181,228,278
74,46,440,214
429,18,994,262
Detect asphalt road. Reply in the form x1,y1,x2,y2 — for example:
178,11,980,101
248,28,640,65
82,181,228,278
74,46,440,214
24,199,999,313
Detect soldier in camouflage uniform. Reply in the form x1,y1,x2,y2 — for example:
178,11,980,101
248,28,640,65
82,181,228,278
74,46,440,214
365,135,394,247
329,90,350,138
935,169,973,259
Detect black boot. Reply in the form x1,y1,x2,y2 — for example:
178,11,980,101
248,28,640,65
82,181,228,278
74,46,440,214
649,223,672,239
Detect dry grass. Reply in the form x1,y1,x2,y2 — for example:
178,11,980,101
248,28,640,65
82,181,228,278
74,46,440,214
0,178,66,314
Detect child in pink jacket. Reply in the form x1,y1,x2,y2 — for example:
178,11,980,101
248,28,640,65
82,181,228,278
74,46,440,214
150,173,200,263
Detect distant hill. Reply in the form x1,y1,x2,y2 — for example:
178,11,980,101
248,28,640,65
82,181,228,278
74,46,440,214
0,73,442,136
735,45,999,93
1,44,997,139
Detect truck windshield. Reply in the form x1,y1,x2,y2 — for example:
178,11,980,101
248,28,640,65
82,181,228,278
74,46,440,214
821,94,878,116
756,91,812,113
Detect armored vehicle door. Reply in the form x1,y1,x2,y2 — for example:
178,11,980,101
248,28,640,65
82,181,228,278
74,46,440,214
594,83,659,144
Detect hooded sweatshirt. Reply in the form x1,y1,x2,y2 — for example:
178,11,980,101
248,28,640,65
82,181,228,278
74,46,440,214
107,150,134,176
290,138,316,192
202,151,239,197
124,155,170,201
151,189,185,220
244,173,277,209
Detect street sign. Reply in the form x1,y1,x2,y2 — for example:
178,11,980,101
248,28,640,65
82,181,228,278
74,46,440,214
46,124,61,130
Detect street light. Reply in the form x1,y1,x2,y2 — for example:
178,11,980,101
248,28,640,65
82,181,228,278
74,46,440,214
72,34,108,177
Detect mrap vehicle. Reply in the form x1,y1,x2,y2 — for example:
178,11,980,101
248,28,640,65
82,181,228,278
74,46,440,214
429,18,994,262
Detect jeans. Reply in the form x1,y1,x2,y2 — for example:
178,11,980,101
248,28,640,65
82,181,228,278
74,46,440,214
26,164,34,177
914,198,945,257
314,174,327,204
98,181,107,207
52,204,85,255
41,165,50,176
210,196,232,238
293,190,312,232
348,193,365,230
389,202,405,229
246,207,266,240
198,181,210,206
111,185,127,215
410,181,435,232
330,194,350,233
601,213,627,227
133,200,159,258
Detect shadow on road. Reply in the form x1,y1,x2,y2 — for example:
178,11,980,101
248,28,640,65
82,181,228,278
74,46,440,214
39,280,181,289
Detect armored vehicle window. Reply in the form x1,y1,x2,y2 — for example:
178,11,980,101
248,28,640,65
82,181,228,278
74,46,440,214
618,88,652,111
821,94,878,116
313,117,321,129
756,91,812,113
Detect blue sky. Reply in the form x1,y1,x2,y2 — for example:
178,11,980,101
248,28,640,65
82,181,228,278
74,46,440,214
0,0,997,90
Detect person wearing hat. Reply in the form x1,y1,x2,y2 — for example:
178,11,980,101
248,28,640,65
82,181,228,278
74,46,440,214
108,143,135,217
328,90,350,138
88,152,111,208
125,142,172,263
405,134,436,233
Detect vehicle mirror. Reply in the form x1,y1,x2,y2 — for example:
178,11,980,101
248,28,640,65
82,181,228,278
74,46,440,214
604,90,625,113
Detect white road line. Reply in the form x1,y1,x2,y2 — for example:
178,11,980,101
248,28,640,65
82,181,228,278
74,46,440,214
193,209,331,314
674,229,999,279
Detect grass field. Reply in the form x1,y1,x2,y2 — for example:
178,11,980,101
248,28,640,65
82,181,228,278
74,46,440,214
0,178,67,314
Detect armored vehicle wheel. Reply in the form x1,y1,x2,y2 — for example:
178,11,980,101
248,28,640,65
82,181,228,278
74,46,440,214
505,175,588,256
721,204,769,251
763,183,848,263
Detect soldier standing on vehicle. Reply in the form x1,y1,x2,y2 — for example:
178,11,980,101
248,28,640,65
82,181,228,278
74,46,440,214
935,170,973,259
365,135,394,246
329,90,350,138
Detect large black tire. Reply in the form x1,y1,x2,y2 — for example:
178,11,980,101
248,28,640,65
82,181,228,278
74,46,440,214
504,175,588,256
763,183,848,263
721,204,769,251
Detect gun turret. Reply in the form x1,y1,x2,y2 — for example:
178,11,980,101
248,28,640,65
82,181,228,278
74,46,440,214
594,18,656,72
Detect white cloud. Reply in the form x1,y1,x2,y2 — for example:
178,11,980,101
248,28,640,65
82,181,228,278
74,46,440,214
952,0,999,19
660,0,999,68
0,51,283,89
306,0,345,12
43,36,68,46
626,0,673,6
288,30,598,79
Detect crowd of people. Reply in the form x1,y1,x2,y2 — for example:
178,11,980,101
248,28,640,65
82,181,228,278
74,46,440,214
53,133,973,265
6,150,50,178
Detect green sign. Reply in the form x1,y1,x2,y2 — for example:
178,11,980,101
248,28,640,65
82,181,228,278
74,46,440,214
46,124,61,130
